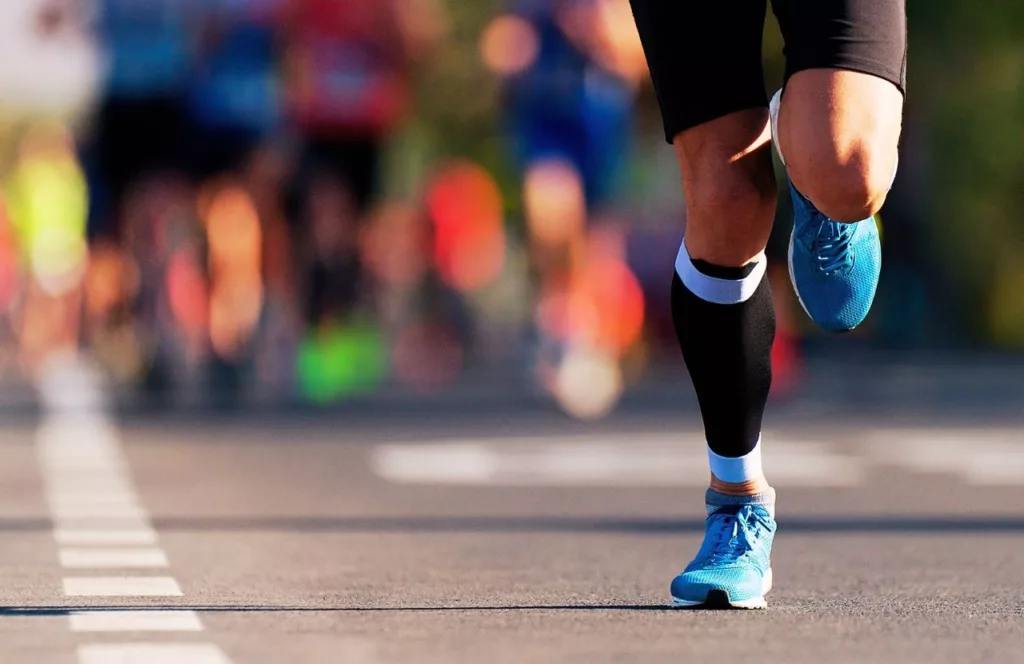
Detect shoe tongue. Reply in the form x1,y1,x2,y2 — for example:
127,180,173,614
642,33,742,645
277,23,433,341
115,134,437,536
707,504,744,518
705,488,776,519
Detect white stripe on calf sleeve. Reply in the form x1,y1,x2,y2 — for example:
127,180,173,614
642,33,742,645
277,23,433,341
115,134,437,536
708,435,764,483
675,240,766,305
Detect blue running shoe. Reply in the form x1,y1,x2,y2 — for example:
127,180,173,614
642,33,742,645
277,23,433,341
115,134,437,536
787,182,882,332
769,88,883,333
671,490,776,609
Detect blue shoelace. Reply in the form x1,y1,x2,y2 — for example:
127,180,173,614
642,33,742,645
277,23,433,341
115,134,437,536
809,219,855,274
793,183,857,274
703,507,768,565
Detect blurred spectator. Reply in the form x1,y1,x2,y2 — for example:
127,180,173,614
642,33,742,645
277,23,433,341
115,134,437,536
85,0,198,241
281,0,434,212
0,0,100,380
486,0,643,213
188,0,283,178
0,0,101,123
280,0,441,401
186,0,291,396
78,0,202,392
483,0,646,408
5,123,90,375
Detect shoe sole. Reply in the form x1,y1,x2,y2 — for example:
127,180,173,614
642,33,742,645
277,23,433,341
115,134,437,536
787,230,814,324
775,87,832,333
671,568,773,610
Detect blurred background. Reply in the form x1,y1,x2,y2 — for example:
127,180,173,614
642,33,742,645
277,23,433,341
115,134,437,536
0,0,1021,419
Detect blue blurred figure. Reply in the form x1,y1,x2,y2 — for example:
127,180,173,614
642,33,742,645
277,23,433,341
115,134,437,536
86,0,199,240
499,0,638,211
187,0,284,179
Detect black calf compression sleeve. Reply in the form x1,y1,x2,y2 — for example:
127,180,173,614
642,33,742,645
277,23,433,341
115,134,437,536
671,244,775,458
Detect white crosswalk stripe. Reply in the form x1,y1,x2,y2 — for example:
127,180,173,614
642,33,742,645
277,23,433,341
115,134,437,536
372,429,1024,487
372,434,863,487
70,611,204,633
78,643,231,664
864,429,1024,485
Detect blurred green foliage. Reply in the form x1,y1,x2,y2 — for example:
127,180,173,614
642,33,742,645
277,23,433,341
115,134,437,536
910,1,1024,347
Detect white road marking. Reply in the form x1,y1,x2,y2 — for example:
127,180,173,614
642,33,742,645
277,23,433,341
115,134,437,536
36,357,232,661
54,517,155,533
43,478,136,493
372,434,863,487
51,504,149,520
70,610,204,633
47,493,142,507
60,548,170,569
63,576,183,597
374,429,1024,487
78,643,232,664
54,529,159,546
865,429,1024,485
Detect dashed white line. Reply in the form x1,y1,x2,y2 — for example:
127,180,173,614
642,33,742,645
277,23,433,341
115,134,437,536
63,577,184,597
54,518,155,535
54,529,159,546
70,611,204,633
47,493,142,508
78,643,232,664
35,356,233,662
60,548,170,569
51,505,149,520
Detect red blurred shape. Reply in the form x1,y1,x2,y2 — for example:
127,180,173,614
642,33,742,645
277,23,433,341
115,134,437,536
426,161,506,292
166,248,209,334
538,254,645,357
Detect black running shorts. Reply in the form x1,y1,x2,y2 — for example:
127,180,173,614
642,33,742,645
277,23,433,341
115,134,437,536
629,0,907,142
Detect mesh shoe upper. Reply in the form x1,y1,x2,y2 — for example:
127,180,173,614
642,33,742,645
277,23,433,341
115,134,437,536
788,181,882,332
671,503,776,604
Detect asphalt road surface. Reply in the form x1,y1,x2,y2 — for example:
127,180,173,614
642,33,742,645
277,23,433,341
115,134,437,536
2,403,1023,664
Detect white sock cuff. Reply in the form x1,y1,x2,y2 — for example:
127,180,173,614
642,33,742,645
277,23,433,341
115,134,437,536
887,152,900,192
770,88,785,166
708,436,763,484
675,240,766,305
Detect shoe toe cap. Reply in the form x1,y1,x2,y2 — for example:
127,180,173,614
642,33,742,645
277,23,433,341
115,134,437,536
671,568,764,603
791,223,882,332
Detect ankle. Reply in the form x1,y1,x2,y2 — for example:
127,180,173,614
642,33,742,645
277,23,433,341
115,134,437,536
710,474,772,496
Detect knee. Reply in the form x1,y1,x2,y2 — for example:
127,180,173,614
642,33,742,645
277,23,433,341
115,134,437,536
777,69,904,222
789,142,897,222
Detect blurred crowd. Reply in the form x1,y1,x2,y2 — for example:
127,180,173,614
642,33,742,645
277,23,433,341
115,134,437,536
2,0,993,417
0,0,663,416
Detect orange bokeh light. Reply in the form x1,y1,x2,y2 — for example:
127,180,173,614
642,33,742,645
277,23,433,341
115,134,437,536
200,183,264,359
480,15,540,76
537,254,645,357
426,161,506,292
523,159,586,248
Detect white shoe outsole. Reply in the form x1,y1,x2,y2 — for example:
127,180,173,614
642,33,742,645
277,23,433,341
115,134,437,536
787,230,814,321
671,568,773,610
